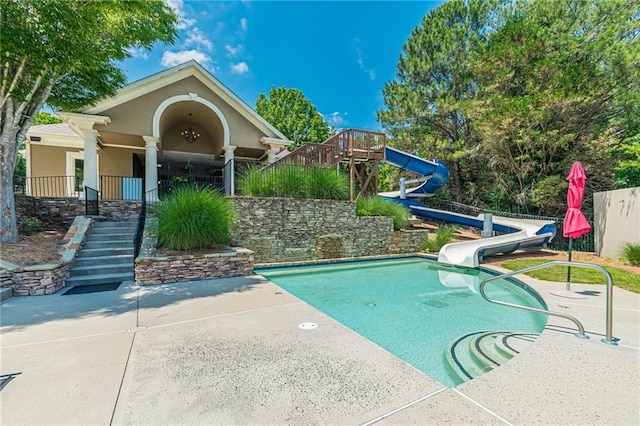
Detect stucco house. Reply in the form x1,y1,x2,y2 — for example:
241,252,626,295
24,60,293,200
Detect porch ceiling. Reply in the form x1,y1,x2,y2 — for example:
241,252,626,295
98,131,145,149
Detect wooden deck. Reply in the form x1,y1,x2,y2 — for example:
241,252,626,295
272,129,386,200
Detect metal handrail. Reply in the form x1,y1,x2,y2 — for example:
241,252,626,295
479,260,617,345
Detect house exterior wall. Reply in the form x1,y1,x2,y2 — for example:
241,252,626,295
99,147,141,177
95,76,269,151
30,145,74,177
594,187,640,258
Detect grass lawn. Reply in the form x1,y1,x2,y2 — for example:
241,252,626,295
500,259,640,294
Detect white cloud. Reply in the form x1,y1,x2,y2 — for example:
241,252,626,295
225,44,244,56
165,0,196,29
161,50,212,67
125,46,149,60
325,111,347,126
230,61,249,74
240,17,248,32
185,28,214,52
355,47,376,80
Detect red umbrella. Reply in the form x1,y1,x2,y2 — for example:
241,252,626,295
563,162,591,290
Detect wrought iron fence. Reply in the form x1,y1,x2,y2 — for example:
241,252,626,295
425,199,595,253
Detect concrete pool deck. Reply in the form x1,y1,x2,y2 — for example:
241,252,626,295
1,269,639,425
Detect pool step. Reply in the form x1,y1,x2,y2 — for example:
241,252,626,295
445,331,539,384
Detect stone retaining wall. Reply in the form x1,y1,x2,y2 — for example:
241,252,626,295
134,249,254,286
231,197,428,263
15,195,140,230
1,216,91,296
135,216,254,285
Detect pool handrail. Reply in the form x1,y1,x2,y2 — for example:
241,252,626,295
479,260,617,345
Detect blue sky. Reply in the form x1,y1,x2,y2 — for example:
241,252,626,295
120,0,444,131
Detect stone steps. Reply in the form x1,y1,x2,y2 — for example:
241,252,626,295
66,221,136,287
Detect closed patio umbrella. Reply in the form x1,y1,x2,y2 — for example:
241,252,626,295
562,162,591,292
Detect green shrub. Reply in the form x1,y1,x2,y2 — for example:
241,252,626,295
20,217,43,235
356,197,410,230
423,226,456,252
238,165,349,200
305,166,349,199
153,184,234,250
620,241,640,266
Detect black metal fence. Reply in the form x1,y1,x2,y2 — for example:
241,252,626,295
426,199,595,253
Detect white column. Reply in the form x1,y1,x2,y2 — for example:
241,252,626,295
143,136,159,201
222,145,236,195
82,130,99,192
222,145,236,163
267,149,280,164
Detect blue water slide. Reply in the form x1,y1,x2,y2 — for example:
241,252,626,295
384,147,450,195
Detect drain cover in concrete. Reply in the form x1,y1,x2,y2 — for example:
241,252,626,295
298,322,318,330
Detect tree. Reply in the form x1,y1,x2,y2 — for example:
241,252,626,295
255,86,331,149
1,0,178,243
468,0,639,215
378,0,513,202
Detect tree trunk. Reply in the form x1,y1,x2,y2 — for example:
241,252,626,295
1,127,19,243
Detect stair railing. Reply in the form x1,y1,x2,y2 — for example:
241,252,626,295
84,186,99,216
479,260,617,345
134,189,157,259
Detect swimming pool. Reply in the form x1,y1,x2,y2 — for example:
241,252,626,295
255,256,547,387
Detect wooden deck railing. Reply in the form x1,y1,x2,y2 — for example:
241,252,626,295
323,129,386,161
273,129,387,167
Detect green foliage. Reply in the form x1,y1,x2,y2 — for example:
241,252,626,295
238,165,349,200
19,217,43,235
620,242,640,267
614,139,640,188
423,226,456,253
1,0,178,243
255,86,331,149
378,0,639,218
378,0,511,201
355,197,410,230
501,259,640,294
33,112,63,126
467,0,638,215
154,185,234,250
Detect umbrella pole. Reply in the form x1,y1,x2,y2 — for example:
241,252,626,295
566,237,573,291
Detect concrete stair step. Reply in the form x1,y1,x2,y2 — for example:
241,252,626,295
494,332,538,359
1,286,13,301
92,221,136,229
69,263,133,277
73,254,134,267
469,332,512,368
77,247,134,257
445,331,539,385
86,233,134,242
65,272,134,286
90,222,136,234
83,240,134,249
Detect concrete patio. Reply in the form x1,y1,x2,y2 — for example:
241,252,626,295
1,268,638,425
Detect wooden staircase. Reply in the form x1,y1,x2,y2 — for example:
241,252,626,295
273,129,387,200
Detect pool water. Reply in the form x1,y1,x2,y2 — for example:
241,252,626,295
255,257,547,387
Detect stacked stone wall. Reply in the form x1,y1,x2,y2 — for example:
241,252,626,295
134,249,254,285
1,216,91,296
231,197,428,263
15,195,140,230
